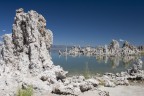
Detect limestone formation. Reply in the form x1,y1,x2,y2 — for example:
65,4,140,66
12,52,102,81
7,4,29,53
108,39,120,55
138,45,144,51
0,8,143,96
0,8,67,96
0,8,108,96
52,76,99,95
127,59,144,80
121,41,139,56
59,40,141,57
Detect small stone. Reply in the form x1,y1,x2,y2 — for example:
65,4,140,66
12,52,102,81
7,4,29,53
40,76,48,81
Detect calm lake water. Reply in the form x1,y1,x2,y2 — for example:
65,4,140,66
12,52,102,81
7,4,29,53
51,51,144,76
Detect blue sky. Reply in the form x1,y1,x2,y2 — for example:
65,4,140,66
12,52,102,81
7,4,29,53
0,0,144,46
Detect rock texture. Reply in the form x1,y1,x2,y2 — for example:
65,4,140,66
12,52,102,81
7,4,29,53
3,8,54,75
0,8,109,96
0,8,143,96
52,76,100,95
97,59,143,88
0,8,67,96
59,40,140,57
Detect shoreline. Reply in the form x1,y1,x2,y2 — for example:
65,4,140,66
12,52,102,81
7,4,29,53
51,57,144,96
49,82,144,96
0,8,143,96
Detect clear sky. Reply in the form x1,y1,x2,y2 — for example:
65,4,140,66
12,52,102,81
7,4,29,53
0,0,144,46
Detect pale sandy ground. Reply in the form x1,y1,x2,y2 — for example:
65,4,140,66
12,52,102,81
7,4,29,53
48,83,144,96
48,90,100,96
100,85,144,96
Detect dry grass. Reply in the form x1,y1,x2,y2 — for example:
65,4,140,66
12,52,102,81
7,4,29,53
17,85,33,96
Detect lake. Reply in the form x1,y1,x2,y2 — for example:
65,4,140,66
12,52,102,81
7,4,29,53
51,51,144,76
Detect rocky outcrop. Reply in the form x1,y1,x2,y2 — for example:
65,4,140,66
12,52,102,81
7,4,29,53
127,59,144,80
52,76,100,95
0,8,109,96
98,59,143,88
2,8,54,75
0,8,67,96
108,39,120,55
59,40,141,57
0,8,143,96
121,41,139,56
52,58,143,96
138,46,144,51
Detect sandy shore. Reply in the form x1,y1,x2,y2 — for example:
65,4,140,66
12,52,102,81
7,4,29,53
100,85,144,96
48,90,100,96
48,83,144,96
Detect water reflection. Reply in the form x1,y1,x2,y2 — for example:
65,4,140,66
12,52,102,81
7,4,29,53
52,52,143,76
95,55,142,68
83,62,91,79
